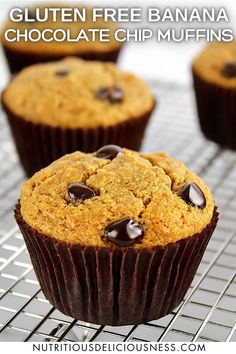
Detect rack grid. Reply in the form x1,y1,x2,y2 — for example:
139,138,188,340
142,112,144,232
0,82,235,342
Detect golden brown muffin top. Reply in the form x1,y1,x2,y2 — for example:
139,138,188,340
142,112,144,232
3,58,154,129
1,4,122,55
192,41,236,87
20,147,215,248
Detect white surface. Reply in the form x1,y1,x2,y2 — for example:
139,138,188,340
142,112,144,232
0,0,235,86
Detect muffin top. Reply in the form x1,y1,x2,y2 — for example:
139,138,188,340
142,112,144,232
2,58,154,129
192,41,236,88
20,146,215,248
1,5,122,55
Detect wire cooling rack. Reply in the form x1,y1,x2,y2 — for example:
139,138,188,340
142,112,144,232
0,81,236,342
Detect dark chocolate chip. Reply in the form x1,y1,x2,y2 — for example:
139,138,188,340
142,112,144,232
95,145,123,160
96,87,110,101
68,183,96,204
96,86,123,103
221,61,236,78
109,86,123,103
179,183,206,209
55,69,69,77
104,218,144,247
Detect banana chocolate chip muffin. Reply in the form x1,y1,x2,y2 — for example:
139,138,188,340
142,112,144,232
1,4,123,73
192,41,236,150
15,146,218,326
2,58,155,176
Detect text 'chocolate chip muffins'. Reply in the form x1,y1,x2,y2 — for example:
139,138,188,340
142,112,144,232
2,58,155,176
192,40,236,150
1,4,123,73
15,146,218,326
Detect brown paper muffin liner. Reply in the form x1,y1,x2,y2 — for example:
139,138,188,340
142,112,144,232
192,69,236,150
2,100,155,177
2,45,123,74
14,203,218,326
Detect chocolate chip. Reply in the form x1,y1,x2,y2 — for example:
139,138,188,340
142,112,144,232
96,86,123,103
104,218,144,247
95,145,123,160
109,86,123,103
179,183,206,209
55,69,69,77
96,87,110,101
68,183,96,204
221,61,236,78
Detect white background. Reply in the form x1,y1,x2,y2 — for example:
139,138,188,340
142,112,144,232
0,1,235,86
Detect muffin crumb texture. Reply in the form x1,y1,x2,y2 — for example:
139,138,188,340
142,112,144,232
3,58,154,128
20,149,215,248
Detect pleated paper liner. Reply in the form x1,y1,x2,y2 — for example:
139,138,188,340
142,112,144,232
2,100,155,177
15,203,218,326
192,69,236,150
2,45,123,74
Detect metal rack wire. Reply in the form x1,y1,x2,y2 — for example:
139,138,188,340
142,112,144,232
0,82,235,342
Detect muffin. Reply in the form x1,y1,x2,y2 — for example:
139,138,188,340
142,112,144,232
15,146,218,326
2,58,155,176
192,41,236,150
1,4,123,73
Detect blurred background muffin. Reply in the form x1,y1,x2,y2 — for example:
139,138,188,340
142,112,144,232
2,57,155,176
1,4,123,73
192,41,236,150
